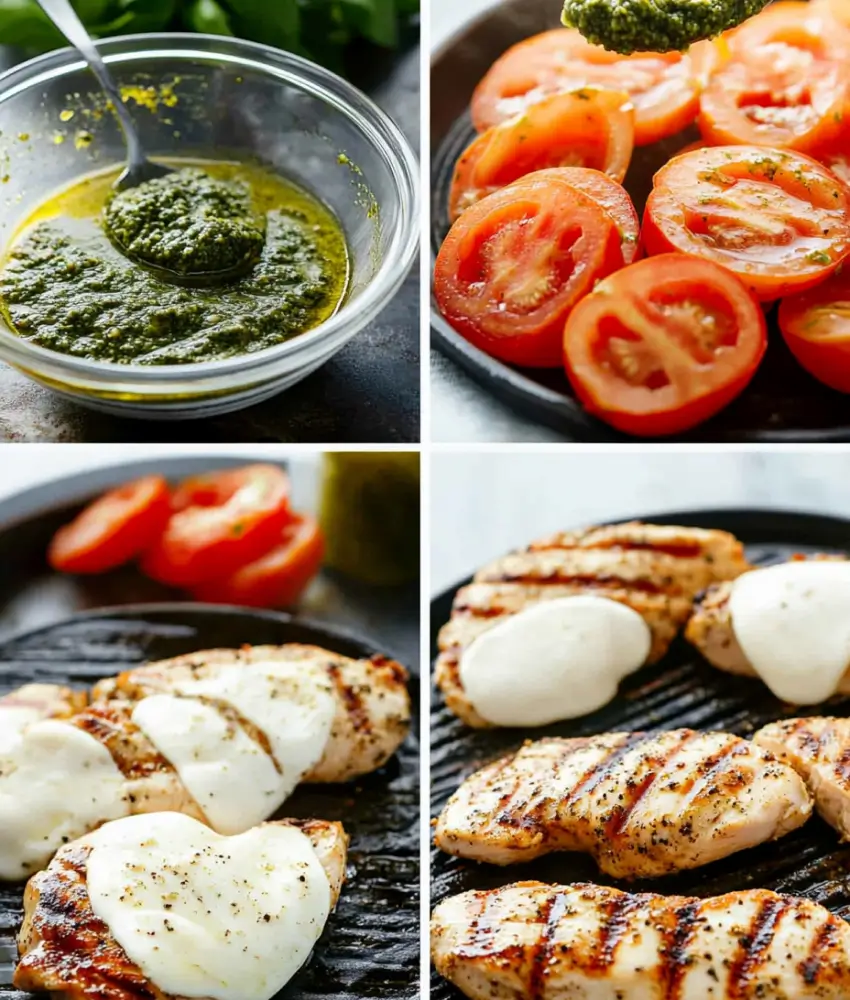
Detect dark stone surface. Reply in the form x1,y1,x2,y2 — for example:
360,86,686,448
0,42,421,443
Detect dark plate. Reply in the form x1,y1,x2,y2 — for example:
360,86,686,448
430,508,850,999
429,0,850,443
0,604,420,1000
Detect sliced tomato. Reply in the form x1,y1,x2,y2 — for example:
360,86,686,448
470,29,719,146
563,255,767,437
728,1,850,59
449,89,634,221
778,265,850,391
434,171,623,368
141,464,293,588
643,145,850,300
815,0,850,27
823,149,850,187
698,45,850,154
534,167,641,266
48,475,171,575
192,515,325,608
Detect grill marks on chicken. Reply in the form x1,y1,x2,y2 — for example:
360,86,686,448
14,819,347,1000
437,523,749,727
435,730,812,878
430,881,850,1000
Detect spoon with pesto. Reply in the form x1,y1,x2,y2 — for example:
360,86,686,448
35,0,266,285
561,0,773,53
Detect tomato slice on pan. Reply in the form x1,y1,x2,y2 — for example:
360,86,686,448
470,28,718,146
563,255,767,437
778,265,850,392
434,171,623,368
449,89,634,221
192,515,325,608
48,475,171,575
141,464,293,588
643,145,850,300
728,1,850,59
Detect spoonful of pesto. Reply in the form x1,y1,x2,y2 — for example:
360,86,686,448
561,0,773,53
34,0,265,285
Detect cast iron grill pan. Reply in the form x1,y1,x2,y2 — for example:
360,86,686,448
429,0,850,443
430,509,850,999
0,605,420,1000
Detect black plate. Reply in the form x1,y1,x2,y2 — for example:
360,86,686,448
0,604,420,1000
430,0,850,443
430,508,850,999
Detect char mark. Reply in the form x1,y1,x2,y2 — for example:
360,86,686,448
727,896,791,998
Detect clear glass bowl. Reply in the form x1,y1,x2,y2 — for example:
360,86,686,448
0,34,419,419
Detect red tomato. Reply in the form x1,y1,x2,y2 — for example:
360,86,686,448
434,171,623,368
141,464,293,588
823,150,850,187
778,265,850,391
470,29,719,146
48,475,171,575
728,1,850,59
563,255,767,437
534,167,641,266
449,89,634,221
816,0,850,26
192,515,325,608
643,145,850,300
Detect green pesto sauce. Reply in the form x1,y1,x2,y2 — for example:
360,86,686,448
0,161,348,366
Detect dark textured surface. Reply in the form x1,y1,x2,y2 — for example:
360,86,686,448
430,509,850,999
429,0,850,443
0,42,420,444
0,605,420,1000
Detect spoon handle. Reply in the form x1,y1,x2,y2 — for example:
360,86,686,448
34,0,146,166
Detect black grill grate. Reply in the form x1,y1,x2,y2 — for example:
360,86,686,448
0,606,420,1000
430,509,850,999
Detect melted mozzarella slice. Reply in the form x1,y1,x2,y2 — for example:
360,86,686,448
86,812,331,1000
0,705,44,755
0,720,128,879
729,560,850,704
459,594,652,726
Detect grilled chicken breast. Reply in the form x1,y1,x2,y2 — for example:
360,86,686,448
0,683,86,719
435,730,812,878
437,523,749,727
755,717,850,840
431,881,850,1000
15,818,347,1000
92,644,411,782
685,555,849,682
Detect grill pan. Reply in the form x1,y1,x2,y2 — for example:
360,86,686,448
430,508,850,999
0,604,420,1000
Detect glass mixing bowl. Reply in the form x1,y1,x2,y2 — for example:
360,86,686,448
0,34,419,419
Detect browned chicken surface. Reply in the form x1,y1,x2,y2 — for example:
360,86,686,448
755,717,850,841
0,683,86,719
431,881,850,1000
435,730,812,878
436,522,750,727
15,818,347,1000
685,555,849,681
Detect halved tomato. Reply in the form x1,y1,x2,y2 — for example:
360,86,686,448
563,255,767,437
434,171,623,368
643,145,850,300
48,475,171,575
530,167,641,266
192,515,325,608
728,1,850,59
778,265,850,391
141,464,293,588
449,89,634,221
470,28,719,146
698,45,850,154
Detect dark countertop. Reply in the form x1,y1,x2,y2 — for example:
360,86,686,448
0,42,421,444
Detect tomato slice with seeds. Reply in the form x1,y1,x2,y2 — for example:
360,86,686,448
778,265,850,392
434,171,623,368
530,167,641,266
643,145,850,300
728,1,850,59
470,29,718,146
449,89,634,221
563,255,767,437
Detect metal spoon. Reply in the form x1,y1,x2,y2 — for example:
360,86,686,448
35,0,173,191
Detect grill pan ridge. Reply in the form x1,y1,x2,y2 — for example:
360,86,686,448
430,508,850,999
0,605,420,1000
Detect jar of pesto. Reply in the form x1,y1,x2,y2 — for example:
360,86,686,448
320,453,420,585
